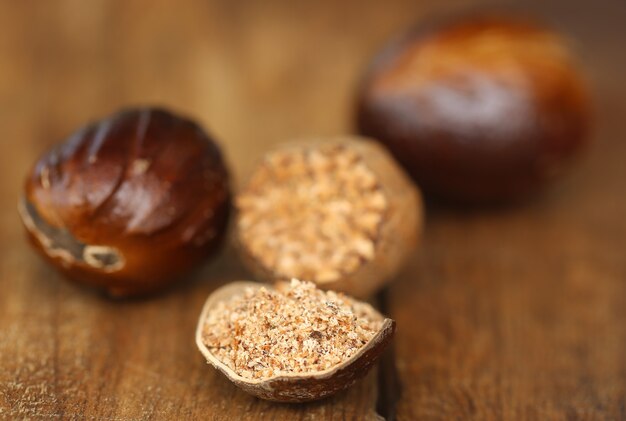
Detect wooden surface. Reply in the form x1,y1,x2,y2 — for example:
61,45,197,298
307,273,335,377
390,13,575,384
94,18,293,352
1,1,625,420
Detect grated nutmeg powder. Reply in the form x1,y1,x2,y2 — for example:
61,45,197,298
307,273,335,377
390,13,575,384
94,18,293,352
235,144,389,284
201,279,383,380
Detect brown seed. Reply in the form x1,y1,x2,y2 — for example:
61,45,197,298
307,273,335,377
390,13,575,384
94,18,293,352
19,107,231,297
356,16,591,203
234,136,423,298
195,280,396,402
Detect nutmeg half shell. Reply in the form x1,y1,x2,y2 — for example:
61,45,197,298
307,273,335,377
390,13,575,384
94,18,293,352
233,136,423,298
19,107,231,296
357,16,591,202
195,281,396,402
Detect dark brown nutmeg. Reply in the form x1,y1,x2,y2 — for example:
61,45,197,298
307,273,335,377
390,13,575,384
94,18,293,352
19,107,231,296
357,16,592,203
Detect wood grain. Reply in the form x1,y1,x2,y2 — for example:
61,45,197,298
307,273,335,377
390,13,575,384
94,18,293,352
0,1,625,420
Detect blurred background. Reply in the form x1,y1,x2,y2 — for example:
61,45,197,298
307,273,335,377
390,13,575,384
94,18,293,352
1,0,624,181
1,1,626,420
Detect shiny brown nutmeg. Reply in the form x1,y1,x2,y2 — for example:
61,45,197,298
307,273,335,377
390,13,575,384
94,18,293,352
357,16,592,203
19,107,231,297
195,280,395,402
234,137,423,298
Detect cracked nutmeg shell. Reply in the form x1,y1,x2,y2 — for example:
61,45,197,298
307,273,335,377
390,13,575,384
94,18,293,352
356,16,592,203
234,136,423,298
19,107,231,297
195,281,396,402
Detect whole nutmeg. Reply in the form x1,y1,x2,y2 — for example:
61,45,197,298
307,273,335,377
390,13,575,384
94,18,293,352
234,136,423,298
19,108,231,297
357,16,591,203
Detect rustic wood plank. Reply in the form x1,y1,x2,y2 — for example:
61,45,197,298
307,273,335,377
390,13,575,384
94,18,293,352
1,0,626,420
392,179,626,419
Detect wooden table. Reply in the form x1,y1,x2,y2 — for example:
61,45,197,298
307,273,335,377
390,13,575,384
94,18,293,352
1,1,625,419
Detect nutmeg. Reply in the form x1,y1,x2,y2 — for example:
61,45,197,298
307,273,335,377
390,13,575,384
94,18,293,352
19,107,231,296
356,16,591,202
234,136,422,298
196,280,395,402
